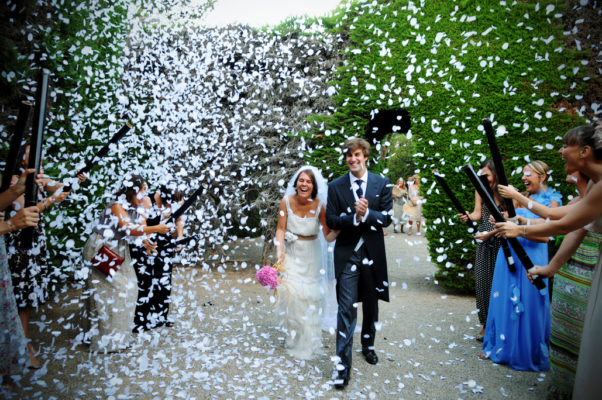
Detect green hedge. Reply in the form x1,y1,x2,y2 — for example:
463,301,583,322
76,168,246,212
304,0,589,292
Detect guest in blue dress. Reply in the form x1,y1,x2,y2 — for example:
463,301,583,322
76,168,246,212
482,161,562,371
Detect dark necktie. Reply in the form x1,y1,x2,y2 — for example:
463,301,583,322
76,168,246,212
355,179,363,198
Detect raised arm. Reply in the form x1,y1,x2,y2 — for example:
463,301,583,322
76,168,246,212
459,191,482,223
0,169,37,209
110,203,170,236
527,228,587,281
496,182,602,238
498,184,572,220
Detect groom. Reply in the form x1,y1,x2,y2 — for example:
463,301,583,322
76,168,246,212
326,137,393,389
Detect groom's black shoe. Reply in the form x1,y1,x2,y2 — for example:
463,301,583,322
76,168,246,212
333,370,349,389
362,348,378,365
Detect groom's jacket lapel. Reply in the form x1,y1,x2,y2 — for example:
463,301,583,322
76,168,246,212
340,173,356,210
365,172,380,204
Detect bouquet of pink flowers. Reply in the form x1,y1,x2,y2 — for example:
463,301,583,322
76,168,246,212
256,255,285,290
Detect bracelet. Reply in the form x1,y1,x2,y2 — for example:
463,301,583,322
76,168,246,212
522,225,527,237
5,219,14,231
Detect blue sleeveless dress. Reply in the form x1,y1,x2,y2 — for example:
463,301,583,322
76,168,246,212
482,189,561,371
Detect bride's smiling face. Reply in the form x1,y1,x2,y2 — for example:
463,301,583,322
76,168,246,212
296,172,314,199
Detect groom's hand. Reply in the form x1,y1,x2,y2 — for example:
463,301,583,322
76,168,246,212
355,197,369,221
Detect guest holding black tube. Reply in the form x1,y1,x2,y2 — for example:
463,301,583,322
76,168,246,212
81,174,169,353
1,169,40,388
5,145,75,368
495,124,602,400
499,170,592,398
458,159,503,342
479,160,562,371
131,181,184,332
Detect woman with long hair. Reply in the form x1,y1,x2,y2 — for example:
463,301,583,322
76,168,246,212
481,160,561,371
274,166,338,360
1,169,39,388
458,159,503,342
5,145,71,368
82,174,169,353
496,124,602,399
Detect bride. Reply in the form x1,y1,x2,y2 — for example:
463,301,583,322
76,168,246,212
275,166,338,360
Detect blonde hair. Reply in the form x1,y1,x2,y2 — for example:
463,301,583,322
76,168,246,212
411,174,420,186
525,160,550,182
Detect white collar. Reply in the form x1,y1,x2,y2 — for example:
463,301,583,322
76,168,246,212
349,170,368,185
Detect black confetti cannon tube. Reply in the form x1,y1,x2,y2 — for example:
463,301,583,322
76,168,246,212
463,164,545,290
167,186,203,224
23,69,50,249
64,122,133,192
79,123,132,175
479,174,516,273
433,171,476,232
482,118,516,218
1,101,32,194
155,186,204,253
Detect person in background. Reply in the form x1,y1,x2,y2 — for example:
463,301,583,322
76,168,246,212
481,160,562,371
458,159,503,342
5,145,72,368
131,181,184,332
1,169,40,387
405,174,423,235
82,174,169,353
499,170,591,398
391,177,407,233
496,124,602,400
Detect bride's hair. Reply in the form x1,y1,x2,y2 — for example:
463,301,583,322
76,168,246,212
294,169,318,199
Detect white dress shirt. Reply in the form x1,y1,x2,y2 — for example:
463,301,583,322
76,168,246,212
349,170,369,252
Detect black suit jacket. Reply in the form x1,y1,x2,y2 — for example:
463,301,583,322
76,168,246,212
326,171,393,302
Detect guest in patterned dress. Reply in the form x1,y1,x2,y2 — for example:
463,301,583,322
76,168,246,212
0,169,40,388
81,175,169,353
458,159,503,342
5,146,71,368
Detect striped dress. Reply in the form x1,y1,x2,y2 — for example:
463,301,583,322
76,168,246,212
548,231,602,398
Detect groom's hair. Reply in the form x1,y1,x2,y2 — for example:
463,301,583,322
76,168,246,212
295,169,318,199
343,137,371,157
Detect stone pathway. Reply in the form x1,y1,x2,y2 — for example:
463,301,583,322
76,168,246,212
6,226,550,399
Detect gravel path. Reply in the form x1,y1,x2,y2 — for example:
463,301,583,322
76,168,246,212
6,226,550,399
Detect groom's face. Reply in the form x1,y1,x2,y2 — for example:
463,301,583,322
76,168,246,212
346,146,367,177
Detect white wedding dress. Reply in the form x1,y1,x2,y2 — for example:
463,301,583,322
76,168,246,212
277,196,327,360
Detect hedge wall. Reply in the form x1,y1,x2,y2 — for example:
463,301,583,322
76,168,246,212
304,0,594,292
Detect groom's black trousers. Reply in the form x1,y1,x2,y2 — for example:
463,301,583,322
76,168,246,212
335,244,379,375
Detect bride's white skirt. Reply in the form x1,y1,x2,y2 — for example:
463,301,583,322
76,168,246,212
277,238,327,360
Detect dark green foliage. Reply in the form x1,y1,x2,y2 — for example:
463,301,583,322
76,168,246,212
0,0,129,274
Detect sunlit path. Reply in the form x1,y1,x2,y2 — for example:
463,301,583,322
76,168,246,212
10,229,548,399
